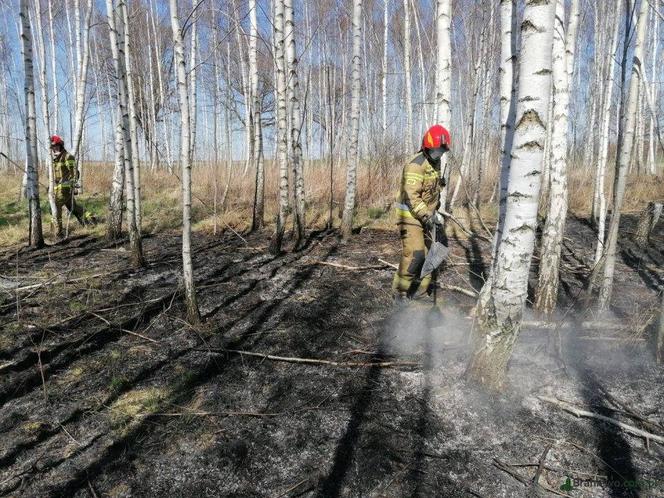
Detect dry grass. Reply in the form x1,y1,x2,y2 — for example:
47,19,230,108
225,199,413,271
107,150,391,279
1,157,663,247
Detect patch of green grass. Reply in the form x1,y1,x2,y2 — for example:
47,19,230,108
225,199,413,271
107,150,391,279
108,376,129,393
367,206,386,220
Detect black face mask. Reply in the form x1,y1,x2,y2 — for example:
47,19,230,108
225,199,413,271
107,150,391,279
426,147,447,162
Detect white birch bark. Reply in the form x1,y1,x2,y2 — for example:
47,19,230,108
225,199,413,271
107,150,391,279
435,0,452,204
382,0,389,134
189,0,199,163
535,0,570,314
106,0,144,266
72,0,91,163
285,0,305,246
32,0,58,232
169,0,200,322
597,0,650,311
20,0,45,248
340,0,362,239
493,0,518,260
592,8,620,265
270,0,289,253
467,0,556,389
248,0,264,231
647,8,658,175
403,0,412,149
120,0,141,233
47,0,58,133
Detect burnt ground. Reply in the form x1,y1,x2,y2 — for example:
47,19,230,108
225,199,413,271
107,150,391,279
0,215,663,498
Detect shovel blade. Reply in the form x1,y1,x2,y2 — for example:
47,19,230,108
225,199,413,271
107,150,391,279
420,242,449,279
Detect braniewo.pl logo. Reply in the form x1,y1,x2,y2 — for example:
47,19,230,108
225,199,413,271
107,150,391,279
560,476,659,492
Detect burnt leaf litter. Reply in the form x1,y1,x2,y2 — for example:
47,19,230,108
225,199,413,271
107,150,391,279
0,215,662,497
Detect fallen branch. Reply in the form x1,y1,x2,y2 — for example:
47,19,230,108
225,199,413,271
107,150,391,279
12,272,110,293
493,458,568,497
537,396,664,445
90,312,159,344
441,210,491,243
311,260,389,271
440,284,478,298
197,348,419,368
522,321,627,331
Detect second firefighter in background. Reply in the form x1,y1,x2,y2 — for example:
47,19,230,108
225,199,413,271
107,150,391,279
393,125,451,300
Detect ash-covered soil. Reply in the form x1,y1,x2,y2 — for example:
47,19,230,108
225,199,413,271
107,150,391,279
0,216,662,498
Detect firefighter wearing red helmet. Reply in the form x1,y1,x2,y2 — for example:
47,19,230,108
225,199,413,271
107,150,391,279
392,125,450,300
50,135,97,238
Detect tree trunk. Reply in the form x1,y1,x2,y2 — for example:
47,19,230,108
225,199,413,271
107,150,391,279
285,0,305,247
467,0,556,390
72,0,91,168
382,0,389,134
106,0,144,266
20,0,45,248
535,0,571,315
340,0,363,239
270,0,289,253
121,0,142,234
169,0,200,323
403,0,412,150
634,201,663,248
493,0,518,261
32,0,58,235
592,8,621,265
435,0,452,206
249,0,265,232
597,0,650,311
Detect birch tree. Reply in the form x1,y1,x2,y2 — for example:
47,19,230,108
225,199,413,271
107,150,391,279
596,0,650,311
20,0,45,248
106,0,144,267
249,0,265,231
72,0,92,163
467,0,556,389
121,0,141,232
32,0,58,230
340,0,362,239
493,0,518,260
435,0,452,204
270,0,289,254
535,0,574,314
591,7,620,264
403,0,412,149
170,0,200,323
285,0,305,246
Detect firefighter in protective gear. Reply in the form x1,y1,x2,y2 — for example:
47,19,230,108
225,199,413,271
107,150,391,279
392,125,450,299
50,135,96,238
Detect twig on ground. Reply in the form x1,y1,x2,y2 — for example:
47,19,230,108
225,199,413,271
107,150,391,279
90,312,159,344
533,443,553,486
493,458,568,497
59,423,82,446
521,321,626,331
87,481,99,498
311,260,390,271
197,348,419,368
441,210,491,243
275,478,310,498
537,396,664,445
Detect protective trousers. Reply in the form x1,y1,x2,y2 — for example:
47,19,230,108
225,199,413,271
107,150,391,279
392,220,432,298
54,184,93,236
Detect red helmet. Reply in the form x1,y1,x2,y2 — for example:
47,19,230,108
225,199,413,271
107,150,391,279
50,135,64,146
422,125,451,150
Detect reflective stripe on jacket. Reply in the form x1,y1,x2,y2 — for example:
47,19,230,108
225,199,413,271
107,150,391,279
395,152,442,223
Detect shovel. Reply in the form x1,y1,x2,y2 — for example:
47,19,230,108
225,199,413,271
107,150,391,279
420,220,449,307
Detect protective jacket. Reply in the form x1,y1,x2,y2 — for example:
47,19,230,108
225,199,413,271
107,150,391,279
395,152,443,224
392,152,444,297
53,151,77,185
